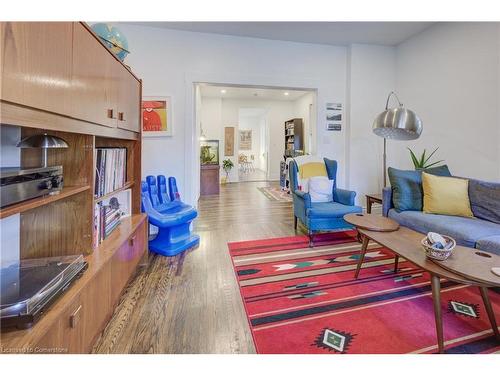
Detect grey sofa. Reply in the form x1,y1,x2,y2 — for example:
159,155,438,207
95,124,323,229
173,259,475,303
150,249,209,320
382,178,500,255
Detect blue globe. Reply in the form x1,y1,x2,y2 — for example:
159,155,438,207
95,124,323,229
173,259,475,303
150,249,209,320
91,23,129,62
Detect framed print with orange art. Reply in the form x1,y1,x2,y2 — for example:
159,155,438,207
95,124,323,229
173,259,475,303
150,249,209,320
142,96,172,137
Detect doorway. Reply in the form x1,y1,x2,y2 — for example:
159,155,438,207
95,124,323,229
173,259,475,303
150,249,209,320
238,107,268,182
197,83,316,192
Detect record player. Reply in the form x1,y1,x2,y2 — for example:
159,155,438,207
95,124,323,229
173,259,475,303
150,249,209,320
0,255,87,329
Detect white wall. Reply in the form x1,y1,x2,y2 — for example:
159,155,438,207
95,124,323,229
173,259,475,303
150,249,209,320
116,23,348,205
394,22,500,181
118,22,500,205
347,44,396,205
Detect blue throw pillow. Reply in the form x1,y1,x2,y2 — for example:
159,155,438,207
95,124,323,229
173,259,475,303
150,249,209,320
388,165,451,212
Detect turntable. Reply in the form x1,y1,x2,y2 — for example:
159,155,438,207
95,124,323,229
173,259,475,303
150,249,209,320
1,255,87,329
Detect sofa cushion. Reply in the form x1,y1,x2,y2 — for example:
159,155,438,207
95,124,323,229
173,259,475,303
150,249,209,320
388,165,451,212
307,202,361,219
422,172,473,218
476,235,500,256
388,209,500,248
468,179,500,224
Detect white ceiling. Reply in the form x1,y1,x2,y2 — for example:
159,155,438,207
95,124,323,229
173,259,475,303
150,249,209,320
199,84,311,101
128,22,434,46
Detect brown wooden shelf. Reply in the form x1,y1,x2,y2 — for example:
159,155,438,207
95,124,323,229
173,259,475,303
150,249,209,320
0,214,147,351
0,185,91,219
93,181,135,203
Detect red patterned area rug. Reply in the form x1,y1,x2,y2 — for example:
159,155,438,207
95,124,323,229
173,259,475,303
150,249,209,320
228,232,500,354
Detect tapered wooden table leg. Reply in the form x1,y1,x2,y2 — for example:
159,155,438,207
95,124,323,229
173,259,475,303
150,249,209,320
431,274,444,354
479,286,500,339
354,236,369,279
394,254,399,273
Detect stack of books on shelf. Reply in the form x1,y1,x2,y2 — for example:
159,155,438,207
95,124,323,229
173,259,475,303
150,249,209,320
95,148,127,198
94,203,122,246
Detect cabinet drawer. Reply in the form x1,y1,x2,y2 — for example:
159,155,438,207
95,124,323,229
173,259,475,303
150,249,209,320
110,221,147,306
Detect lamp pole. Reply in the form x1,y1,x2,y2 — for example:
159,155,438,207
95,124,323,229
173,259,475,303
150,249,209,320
373,91,423,190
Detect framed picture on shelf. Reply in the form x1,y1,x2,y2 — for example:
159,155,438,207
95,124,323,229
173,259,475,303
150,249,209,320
142,96,172,137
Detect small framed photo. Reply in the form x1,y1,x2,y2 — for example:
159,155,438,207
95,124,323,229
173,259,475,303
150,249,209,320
142,96,172,137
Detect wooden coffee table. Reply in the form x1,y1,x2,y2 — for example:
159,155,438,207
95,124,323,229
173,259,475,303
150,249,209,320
348,223,500,354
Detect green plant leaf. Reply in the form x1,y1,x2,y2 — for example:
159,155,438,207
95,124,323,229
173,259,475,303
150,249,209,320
419,149,426,168
423,147,439,166
424,160,445,169
408,148,420,168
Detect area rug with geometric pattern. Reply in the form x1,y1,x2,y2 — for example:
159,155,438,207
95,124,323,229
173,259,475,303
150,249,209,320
228,231,500,354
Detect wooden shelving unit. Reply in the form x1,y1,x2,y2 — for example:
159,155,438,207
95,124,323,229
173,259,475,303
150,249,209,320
284,118,304,157
94,181,135,203
0,185,91,219
0,21,146,353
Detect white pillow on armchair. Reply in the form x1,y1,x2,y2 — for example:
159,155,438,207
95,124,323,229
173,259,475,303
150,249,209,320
308,176,334,203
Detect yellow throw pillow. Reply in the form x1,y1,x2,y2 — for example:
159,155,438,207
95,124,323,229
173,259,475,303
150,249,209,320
422,172,474,217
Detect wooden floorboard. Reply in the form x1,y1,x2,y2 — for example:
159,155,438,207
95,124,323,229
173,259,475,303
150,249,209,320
92,181,298,353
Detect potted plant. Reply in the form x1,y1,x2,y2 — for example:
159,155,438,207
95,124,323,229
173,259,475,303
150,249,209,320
221,159,234,184
407,147,444,170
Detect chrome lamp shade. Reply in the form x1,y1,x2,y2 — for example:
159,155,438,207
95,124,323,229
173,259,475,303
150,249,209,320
372,92,423,187
16,133,69,167
372,107,422,140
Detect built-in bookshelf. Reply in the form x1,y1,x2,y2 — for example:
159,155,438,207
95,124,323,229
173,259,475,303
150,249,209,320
284,118,304,157
0,21,146,353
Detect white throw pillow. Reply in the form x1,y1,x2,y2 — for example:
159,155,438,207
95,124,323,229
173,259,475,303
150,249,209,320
309,176,334,203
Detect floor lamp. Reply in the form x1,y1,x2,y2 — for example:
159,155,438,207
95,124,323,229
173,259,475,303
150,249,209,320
372,92,423,187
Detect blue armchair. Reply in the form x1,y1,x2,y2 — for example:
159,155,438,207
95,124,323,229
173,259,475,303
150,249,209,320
289,158,362,246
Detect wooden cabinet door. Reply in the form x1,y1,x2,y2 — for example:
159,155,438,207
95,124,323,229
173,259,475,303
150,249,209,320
71,22,117,128
81,263,112,352
57,294,85,353
117,66,141,132
110,222,146,306
0,22,73,115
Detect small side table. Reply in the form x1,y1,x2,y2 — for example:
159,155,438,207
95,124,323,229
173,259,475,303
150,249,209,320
366,193,383,214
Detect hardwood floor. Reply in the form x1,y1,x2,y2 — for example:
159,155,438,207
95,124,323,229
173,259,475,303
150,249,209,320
92,181,297,353
238,168,268,182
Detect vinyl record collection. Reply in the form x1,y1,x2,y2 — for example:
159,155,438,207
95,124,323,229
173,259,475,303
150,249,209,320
93,147,127,247
94,148,127,198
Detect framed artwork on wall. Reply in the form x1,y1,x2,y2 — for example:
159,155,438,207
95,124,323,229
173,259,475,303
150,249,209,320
224,127,235,156
239,130,252,150
142,96,172,137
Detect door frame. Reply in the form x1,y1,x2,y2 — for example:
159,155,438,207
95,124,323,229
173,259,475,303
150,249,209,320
185,73,323,205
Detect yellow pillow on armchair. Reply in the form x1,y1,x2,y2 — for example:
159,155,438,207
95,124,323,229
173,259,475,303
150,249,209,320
422,172,474,217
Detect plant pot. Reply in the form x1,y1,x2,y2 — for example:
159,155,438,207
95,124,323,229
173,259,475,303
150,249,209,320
220,176,227,185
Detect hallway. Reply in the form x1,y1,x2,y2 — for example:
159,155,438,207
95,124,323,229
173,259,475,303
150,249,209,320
93,181,296,353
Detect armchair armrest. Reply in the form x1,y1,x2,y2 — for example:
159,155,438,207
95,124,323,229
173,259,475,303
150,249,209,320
334,188,356,206
294,190,312,208
382,187,393,217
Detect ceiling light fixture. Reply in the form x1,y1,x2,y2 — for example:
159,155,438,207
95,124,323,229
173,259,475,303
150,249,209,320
284,92,289,96
220,89,226,94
